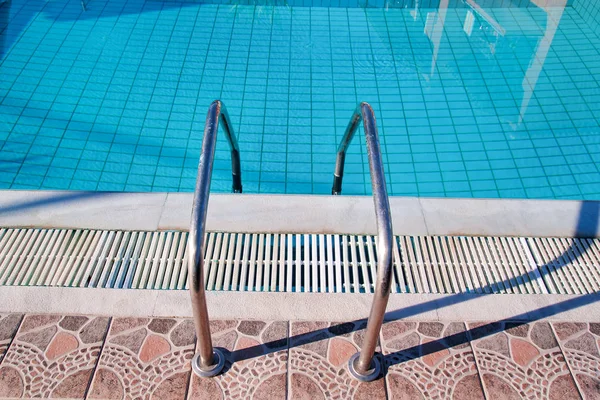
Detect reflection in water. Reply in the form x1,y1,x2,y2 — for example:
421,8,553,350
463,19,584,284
0,0,597,197
464,0,505,54
518,0,567,124
423,0,569,131
465,0,506,36
410,0,419,19
425,0,507,79
425,0,448,78
463,9,474,35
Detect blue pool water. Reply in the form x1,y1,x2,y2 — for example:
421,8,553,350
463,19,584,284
0,0,599,198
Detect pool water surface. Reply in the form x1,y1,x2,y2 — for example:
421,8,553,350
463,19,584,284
0,0,599,198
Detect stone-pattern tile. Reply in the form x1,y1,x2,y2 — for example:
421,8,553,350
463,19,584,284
468,321,581,400
381,321,484,400
0,314,109,399
88,318,195,400
552,323,600,400
288,321,386,399
0,314,22,363
188,320,288,399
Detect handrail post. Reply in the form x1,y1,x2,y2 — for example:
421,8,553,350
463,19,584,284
189,100,242,378
333,102,394,382
332,109,362,195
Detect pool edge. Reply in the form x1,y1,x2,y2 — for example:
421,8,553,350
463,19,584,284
1,286,598,322
0,190,598,237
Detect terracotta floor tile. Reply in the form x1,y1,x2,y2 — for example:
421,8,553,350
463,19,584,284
0,314,109,399
468,321,581,400
88,317,194,400
288,320,386,399
0,314,22,363
381,321,484,400
552,322,600,400
188,320,288,399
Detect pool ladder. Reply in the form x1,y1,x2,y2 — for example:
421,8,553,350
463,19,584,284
187,100,393,382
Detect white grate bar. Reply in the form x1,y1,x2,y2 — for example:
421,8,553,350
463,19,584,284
1,228,600,295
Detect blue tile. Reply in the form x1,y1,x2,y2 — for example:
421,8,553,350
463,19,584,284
0,3,598,200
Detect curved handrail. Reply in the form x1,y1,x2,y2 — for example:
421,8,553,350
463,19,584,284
188,100,242,377
332,102,394,381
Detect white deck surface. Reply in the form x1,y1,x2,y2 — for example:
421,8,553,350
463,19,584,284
0,190,598,237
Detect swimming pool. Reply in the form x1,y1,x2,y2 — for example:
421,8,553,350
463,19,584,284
0,0,599,198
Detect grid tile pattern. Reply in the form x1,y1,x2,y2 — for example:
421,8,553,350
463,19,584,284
572,0,600,34
1,0,599,198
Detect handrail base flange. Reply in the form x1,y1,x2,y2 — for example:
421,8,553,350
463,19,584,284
347,352,382,382
191,349,226,378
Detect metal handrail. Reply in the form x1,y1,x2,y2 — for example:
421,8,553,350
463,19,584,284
332,102,394,382
189,100,242,378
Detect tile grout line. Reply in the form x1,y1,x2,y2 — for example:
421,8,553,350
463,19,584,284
416,198,431,236
379,330,390,400
183,316,196,400
156,193,170,231
84,316,113,400
549,322,586,400
464,322,491,400
150,290,161,317
0,313,25,369
286,319,291,400
184,370,194,400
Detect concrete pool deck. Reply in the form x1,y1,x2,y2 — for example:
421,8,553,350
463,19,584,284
0,190,599,237
1,287,600,322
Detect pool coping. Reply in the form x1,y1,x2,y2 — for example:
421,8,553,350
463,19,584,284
0,190,598,237
0,286,598,322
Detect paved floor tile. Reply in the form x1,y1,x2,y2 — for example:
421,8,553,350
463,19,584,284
468,321,581,400
380,321,484,399
288,321,386,399
0,312,594,400
0,314,109,399
188,320,288,399
552,323,600,400
0,314,22,363
88,317,194,400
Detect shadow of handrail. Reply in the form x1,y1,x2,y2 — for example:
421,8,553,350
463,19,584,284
0,191,113,216
224,200,600,373
382,292,600,366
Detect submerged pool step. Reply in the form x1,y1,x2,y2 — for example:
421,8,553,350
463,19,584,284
0,228,599,295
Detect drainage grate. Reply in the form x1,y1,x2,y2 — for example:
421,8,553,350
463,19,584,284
0,228,599,294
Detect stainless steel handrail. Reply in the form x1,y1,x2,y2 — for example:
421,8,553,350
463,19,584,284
332,102,394,382
189,100,242,378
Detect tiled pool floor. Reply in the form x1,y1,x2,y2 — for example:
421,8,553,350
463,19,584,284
1,0,599,198
0,313,598,398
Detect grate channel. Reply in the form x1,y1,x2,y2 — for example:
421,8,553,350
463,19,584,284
0,228,599,294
